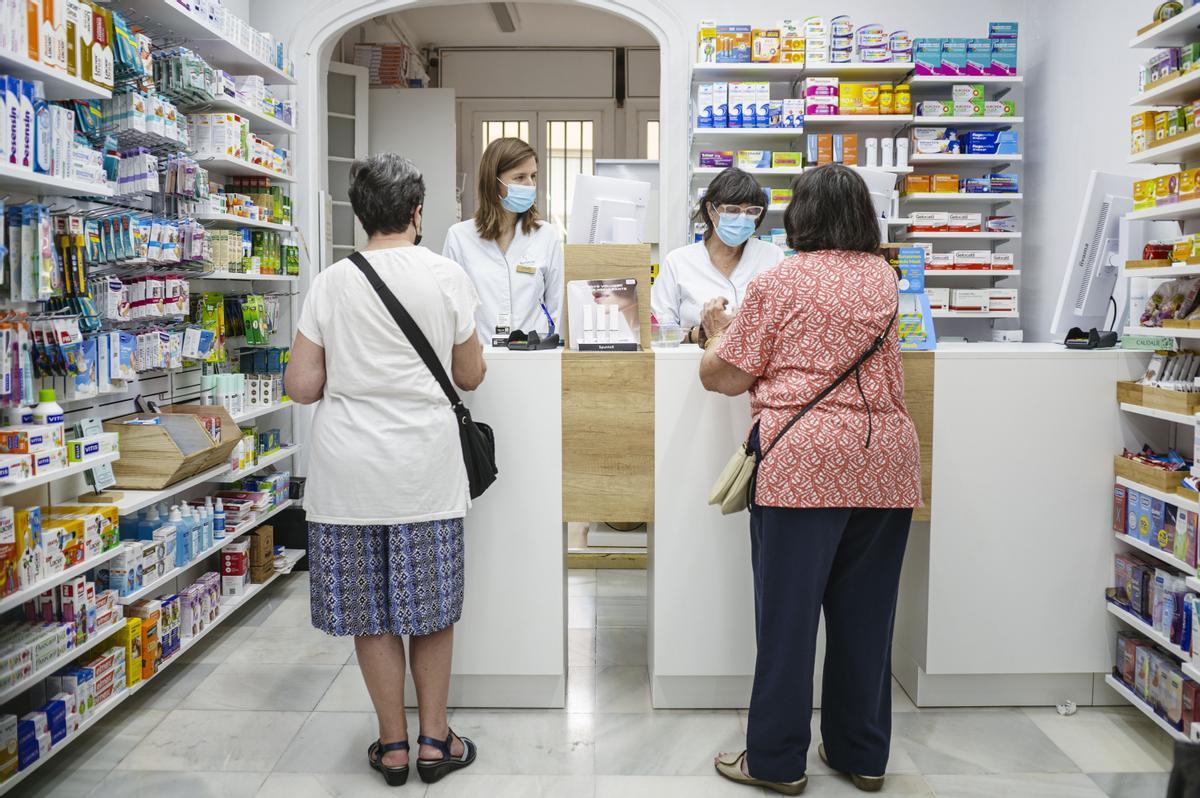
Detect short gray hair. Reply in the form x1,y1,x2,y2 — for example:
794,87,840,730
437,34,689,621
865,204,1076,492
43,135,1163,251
348,153,426,237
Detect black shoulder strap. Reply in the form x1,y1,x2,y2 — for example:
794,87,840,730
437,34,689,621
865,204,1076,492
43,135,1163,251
350,251,464,411
760,311,897,461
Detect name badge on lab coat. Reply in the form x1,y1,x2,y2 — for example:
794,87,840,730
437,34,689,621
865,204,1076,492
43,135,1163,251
515,260,538,275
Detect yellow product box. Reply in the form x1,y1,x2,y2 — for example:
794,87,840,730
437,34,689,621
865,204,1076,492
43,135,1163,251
779,19,805,63
840,83,863,113
697,20,717,63
771,151,803,167
1174,238,1195,262
1131,111,1157,153
860,84,881,114
933,173,961,193
1183,168,1200,202
751,29,780,63
769,188,793,205
43,518,86,568
42,509,104,561
1156,173,1181,206
1155,111,1170,143
125,601,160,680
54,504,119,551
905,174,933,193
1133,177,1157,210
115,617,142,687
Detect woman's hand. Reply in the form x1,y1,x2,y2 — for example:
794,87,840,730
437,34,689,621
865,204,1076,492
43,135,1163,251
701,297,734,338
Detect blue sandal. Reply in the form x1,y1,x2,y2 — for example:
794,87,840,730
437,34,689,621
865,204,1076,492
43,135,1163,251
368,739,409,787
416,729,477,784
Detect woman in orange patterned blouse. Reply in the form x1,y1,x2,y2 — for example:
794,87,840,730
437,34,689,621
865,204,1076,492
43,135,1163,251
703,164,921,796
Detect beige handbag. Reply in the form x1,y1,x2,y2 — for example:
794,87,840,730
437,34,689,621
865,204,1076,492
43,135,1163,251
708,313,896,515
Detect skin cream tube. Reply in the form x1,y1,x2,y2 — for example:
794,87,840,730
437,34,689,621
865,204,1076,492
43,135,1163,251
610,304,623,343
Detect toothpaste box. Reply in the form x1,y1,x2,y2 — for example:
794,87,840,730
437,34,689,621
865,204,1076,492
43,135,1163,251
966,39,992,75
29,448,66,476
712,82,728,128
0,425,63,454
914,38,941,75
939,38,969,75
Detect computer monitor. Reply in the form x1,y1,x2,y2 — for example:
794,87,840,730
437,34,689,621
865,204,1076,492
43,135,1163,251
1050,171,1180,337
567,174,652,245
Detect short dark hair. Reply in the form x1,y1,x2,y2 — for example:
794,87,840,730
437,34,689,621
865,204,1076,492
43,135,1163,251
348,153,425,237
694,167,769,239
784,164,881,254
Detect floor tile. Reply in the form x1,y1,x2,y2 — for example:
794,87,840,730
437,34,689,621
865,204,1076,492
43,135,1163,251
596,666,651,714
178,623,256,665
273,711,421,775
596,628,647,668
117,709,308,771
568,667,596,714
446,711,595,776
736,709,920,777
424,774,596,798
596,570,646,598
131,661,220,711
88,770,268,797
894,709,1079,775
314,665,374,713
569,629,595,668
254,773,403,798
66,707,168,772
227,584,296,628
180,662,341,711
1023,707,1173,773
925,773,1109,797
1087,772,1172,798
594,711,743,776
595,774,765,797
259,595,318,628
15,766,108,798
569,596,596,630
569,570,597,598
596,597,647,628
224,625,355,666
807,775,934,796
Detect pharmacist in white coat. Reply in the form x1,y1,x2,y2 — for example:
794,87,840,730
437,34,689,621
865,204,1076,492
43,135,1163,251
652,168,784,345
444,137,564,342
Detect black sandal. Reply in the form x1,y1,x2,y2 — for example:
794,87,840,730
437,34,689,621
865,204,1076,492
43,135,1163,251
416,728,477,784
368,739,410,787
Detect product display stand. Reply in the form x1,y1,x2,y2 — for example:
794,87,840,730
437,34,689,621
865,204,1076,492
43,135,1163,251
0,0,305,788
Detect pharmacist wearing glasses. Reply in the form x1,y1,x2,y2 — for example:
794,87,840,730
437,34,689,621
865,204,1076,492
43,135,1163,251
443,137,564,343
651,168,784,345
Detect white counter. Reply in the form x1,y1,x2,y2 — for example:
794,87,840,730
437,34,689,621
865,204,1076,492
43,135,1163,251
444,348,565,707
650,343,1148,708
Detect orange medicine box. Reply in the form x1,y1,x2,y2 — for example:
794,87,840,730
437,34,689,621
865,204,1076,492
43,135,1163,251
843,133,859,165
905,174,933,193
125,600,161,680
817,133,833,164
933,174,960,193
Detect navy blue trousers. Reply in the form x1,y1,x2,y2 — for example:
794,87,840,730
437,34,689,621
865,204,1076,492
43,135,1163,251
745,505,912,783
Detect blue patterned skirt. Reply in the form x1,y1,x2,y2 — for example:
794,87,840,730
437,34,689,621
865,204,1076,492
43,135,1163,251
308,519,465,637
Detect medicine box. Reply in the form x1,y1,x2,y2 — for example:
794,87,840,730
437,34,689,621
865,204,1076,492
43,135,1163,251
914,38,941,75
948,213,982,232
952,83,984,103
924,287,949,310
933,174,960,193
908,212,948,232
917,100,953,117
752,29,780,63
991,253,1015,269
771,152,802,168
990,38,1018,76
950,289,989,312
699,151,733,168
984,100,1016,117
988,289,1018,312
1114,484,1128,533
712,82,728,128
953,250,992,268
728,82,747,128
780,98,804,128
966,39,992,76
696,83,713,128
737,150,770,169
716,25,751,63
939,38,968,75
905,174,933,193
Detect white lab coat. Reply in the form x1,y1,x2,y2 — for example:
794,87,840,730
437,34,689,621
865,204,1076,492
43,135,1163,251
651,238,785,330
443,219,565,341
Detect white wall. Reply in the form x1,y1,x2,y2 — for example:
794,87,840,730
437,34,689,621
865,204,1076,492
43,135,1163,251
252,0,1149,343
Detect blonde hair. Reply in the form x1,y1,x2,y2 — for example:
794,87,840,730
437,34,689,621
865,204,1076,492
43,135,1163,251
474,137,540,241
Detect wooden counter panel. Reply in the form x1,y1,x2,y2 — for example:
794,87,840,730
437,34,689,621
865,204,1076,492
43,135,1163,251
562,351,654,522
903,352,934,522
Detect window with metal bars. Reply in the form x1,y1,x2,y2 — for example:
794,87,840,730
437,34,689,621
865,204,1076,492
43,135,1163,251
481,120,530,153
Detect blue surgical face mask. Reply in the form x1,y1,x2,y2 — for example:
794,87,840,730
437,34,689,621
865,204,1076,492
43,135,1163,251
499,180,537,214
714,213,756,247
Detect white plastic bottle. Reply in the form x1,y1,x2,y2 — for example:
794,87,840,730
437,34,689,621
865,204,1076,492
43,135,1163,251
213,498,226,540
32,388,64,429
4,406,32,425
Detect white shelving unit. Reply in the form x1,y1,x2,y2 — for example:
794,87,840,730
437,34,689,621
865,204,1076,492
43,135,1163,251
1131,5,1200,48
1132,69,1200,107
0,546,127,616
1125,326,1200,340
903,192,1022,203
1120,402,1197,426
923,270,1021,278
1127,196,1200,222
1107,601,1191,660
231,401,294,425
194,271,299,282
181,96,295,135
908,153,1022,165
0,53,111,101
0,619,127,705
930,310,1019,319
198,156,296,183
193,213,296,232
1120,264,1200,279
1114,476,1200,514
899,232,1021,240
1115,532,1198,576
909,75,1023,87
0,163,114,199
0,453,120,498
692,62,915,81
911,116,1023,126
1104,675,1190,742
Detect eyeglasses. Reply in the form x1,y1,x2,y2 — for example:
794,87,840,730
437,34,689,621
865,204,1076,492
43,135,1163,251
710,203,764,218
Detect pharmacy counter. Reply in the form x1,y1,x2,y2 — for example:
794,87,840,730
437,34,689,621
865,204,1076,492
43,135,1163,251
446,348,564,707
651,343,1145,708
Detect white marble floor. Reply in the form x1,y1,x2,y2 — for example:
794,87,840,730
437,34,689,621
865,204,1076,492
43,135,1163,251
16,569,1176,798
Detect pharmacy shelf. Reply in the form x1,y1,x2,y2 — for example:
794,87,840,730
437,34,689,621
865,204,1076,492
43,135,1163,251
1127,197,1200,222
0,54,111,101
197,156,296,183
106,462,232,516
1120,401,1197,425
692,118,913,141
0,546,126,616
1132,5,1200,48
924,270,1021,278
900,232,1022,240
231,401,293,425
1186,660,1200,684
0,452,120,498
692,62,915,81
1133,69,1200,107
1129,132,1200,167
0,619,127,705
909,153,1023,164
1107,601,1190,660
193,213,295,232
902,192,1022,203
930,310,1019,319
1104,675,1190,742
0,548,306,795
181,96,294,135
911,116,1024,126
194,271,298,282
1122,263,1200,279
111,0,295,84
693,165,913,176
117,499,294,605
909,75,1024,87
223,446,298,482
0,163,114,199
1115,476,1200,514
1115,532,1198,576
1125,326,1200,341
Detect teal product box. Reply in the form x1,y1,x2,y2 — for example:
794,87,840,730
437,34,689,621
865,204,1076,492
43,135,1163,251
914,38,942,75
966,39,992,76
991,39,1018,76
988,22,1019,39
939,38,969,75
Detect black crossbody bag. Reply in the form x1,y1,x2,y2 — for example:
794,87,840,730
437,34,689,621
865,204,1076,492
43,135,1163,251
350,251,498,499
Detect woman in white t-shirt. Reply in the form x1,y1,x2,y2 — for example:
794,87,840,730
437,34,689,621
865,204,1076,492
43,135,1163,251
286,153,485,788
652,168,784,345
